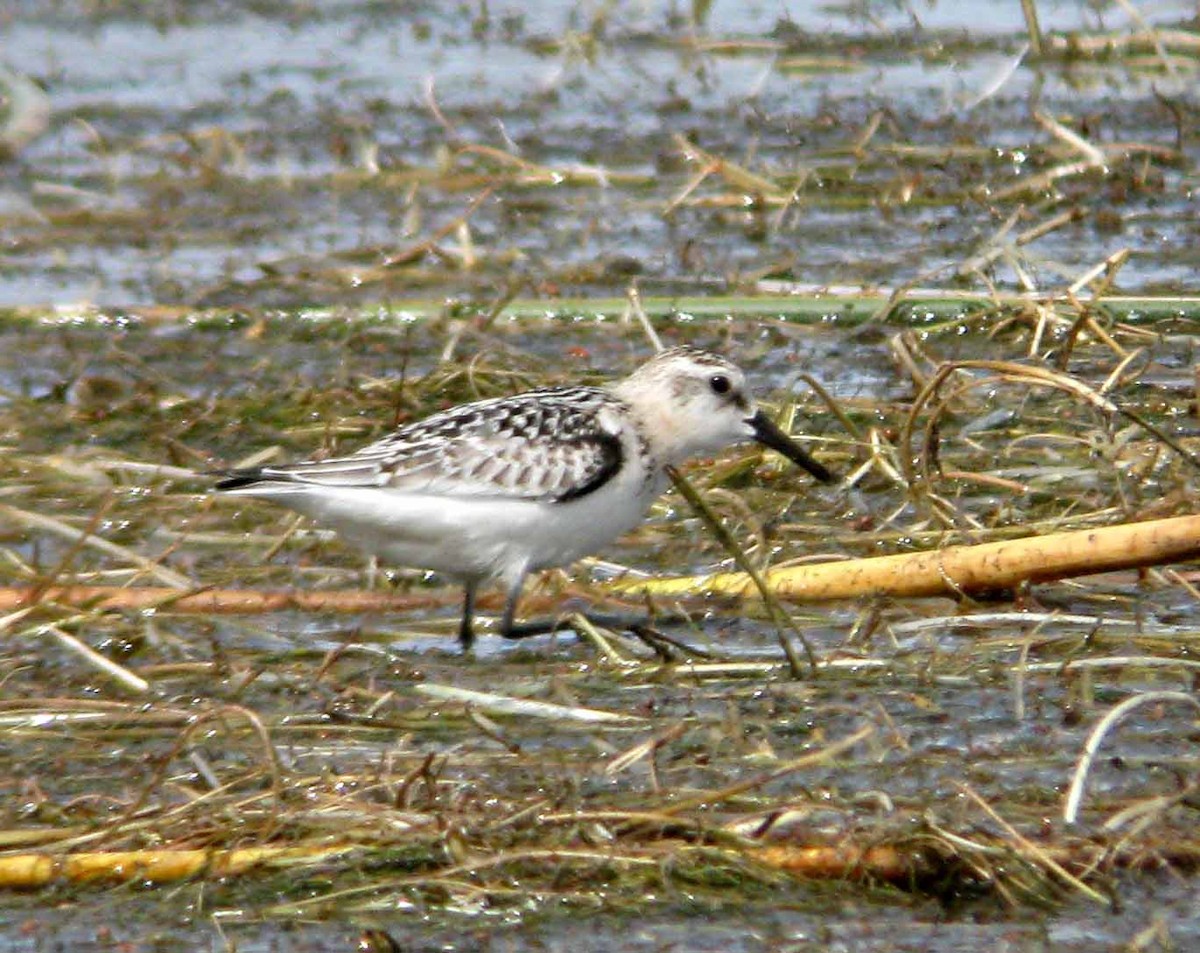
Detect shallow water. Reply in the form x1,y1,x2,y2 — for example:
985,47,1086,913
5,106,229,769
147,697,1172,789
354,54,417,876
3,0,1200,306
3,1,1200,948
0,306,1198,949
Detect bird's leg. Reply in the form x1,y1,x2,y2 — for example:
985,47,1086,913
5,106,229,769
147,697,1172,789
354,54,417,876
458,580,478,650
502,610,698,641
497,571,527,640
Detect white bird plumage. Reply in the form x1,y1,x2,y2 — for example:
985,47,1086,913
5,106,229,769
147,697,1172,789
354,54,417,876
214,346,832,648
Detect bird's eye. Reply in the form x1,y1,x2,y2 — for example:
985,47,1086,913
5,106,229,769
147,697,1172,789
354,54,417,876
709,374,732,395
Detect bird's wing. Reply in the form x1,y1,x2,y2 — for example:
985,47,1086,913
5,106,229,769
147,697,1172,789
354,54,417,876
223,388,626,502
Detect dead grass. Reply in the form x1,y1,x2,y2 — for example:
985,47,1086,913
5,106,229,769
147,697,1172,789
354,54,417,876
3,9,1200,935
0,292,1198,929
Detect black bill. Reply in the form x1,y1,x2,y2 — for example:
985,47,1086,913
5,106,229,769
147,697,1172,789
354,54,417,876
748,410,834,484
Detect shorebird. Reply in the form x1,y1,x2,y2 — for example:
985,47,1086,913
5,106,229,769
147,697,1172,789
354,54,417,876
214,346,833,648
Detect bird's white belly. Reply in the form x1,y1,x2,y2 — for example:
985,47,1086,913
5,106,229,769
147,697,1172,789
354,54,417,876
254,473,659,584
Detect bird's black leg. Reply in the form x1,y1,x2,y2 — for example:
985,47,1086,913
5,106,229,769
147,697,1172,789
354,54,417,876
458,580,478,650
497,573,526,640
502,610,699,641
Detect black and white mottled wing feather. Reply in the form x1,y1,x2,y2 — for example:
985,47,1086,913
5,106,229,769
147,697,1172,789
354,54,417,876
216,387,625,503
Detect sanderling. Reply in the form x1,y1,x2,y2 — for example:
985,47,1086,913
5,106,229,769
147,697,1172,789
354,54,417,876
214,346,832,648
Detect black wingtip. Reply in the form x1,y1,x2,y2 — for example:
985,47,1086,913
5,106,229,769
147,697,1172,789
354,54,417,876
211,469,266,491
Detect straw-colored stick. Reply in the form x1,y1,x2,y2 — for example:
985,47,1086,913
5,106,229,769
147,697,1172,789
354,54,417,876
0,585,464,614
3,832,1191,893
617,514,1200,602
0,845,350,889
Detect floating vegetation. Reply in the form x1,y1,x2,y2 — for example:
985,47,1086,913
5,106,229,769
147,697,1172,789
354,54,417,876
1,290,1199,948
4,0,1200,947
